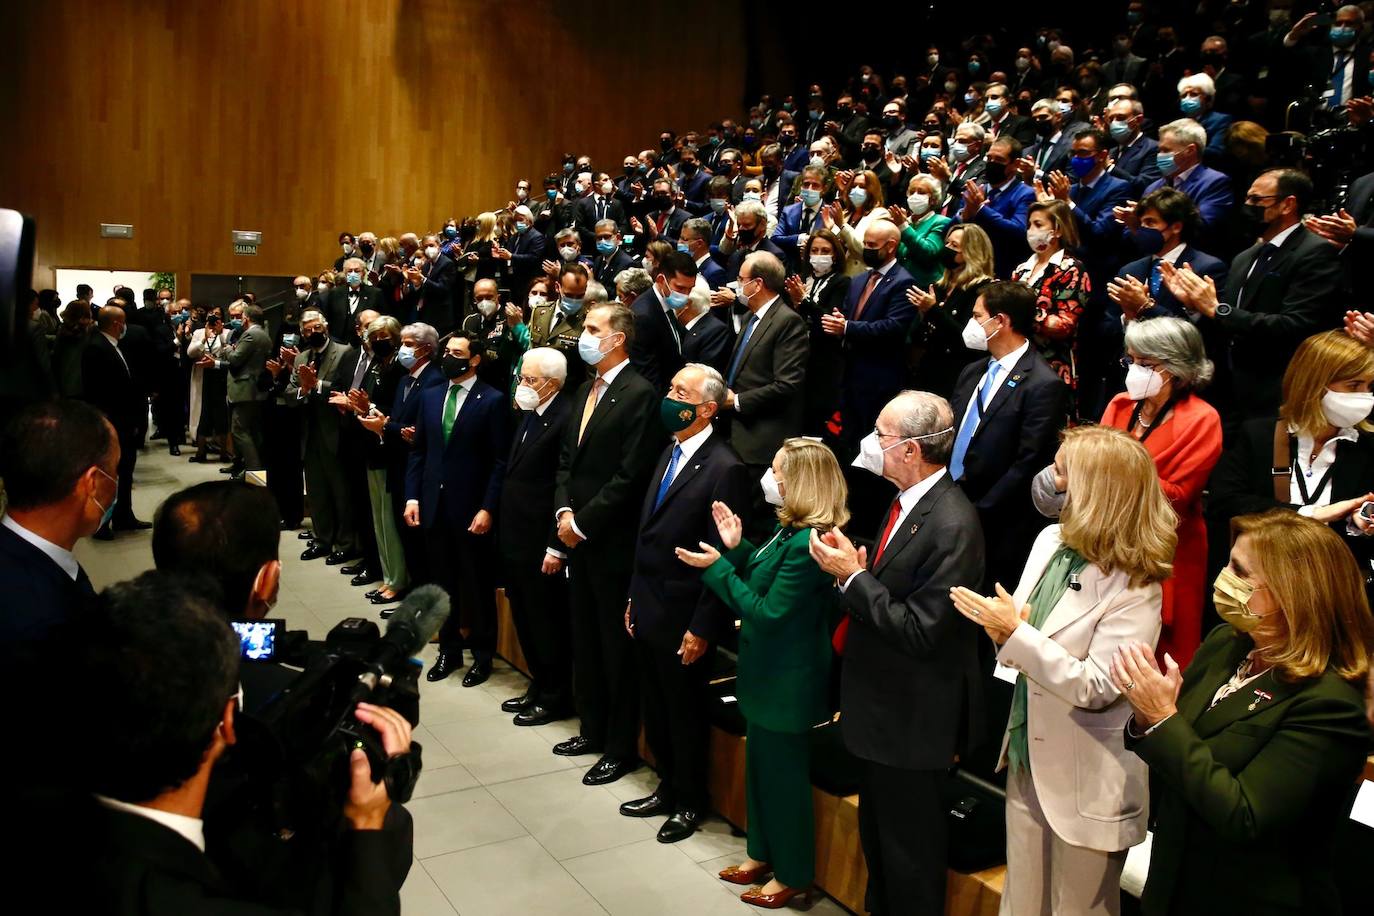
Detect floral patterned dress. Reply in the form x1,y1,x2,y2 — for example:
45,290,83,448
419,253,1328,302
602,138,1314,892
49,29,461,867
1012,248,1090,415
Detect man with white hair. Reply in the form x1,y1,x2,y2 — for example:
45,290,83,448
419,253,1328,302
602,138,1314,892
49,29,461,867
678,287,731,371
406,234,459,334
497,346,576,726
498,204,547,296
1283,4,1372,111
324,257,382,343
383,322,445,588
1175,72,1231,161
589,219,635,290
1131,119,1233,241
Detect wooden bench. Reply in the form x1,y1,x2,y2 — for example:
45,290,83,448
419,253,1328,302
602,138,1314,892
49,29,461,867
494,591,1006,915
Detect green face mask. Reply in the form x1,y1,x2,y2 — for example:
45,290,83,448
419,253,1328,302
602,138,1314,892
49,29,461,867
659,397,701,433
1213,567,1270,633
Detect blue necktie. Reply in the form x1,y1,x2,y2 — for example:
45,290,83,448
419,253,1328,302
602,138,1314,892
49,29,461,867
653,444,683,510
950,360,1002,480
1332,53,1349,108
1149,258,1163,298
726,313,759,386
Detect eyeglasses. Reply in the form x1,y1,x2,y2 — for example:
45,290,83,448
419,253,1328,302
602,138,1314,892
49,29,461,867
1243,194,1279,205
517,375,547,386
1118,356,1162,369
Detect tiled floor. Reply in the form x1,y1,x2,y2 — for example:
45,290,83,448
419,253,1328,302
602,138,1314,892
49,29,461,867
76,446,851,915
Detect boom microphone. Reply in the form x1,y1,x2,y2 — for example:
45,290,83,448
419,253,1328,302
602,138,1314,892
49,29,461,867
349,584,449,703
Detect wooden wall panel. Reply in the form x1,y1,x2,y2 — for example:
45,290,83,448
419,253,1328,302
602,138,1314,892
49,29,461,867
0,0,746,296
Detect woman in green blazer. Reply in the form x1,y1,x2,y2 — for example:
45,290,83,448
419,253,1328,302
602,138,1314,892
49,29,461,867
1112,509,1374,915
893,172,952,289
677,438,848,910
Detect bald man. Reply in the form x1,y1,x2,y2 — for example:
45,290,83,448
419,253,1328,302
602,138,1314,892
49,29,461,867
82,305,150,535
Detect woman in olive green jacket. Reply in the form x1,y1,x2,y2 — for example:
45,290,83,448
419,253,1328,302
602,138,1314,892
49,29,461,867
1113,509,1374,915
677,438,847,910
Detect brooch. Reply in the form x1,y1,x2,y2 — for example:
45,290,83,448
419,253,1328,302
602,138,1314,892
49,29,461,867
1247,688,1272,712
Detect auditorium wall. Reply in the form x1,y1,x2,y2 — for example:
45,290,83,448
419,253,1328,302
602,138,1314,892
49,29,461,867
1,0,747,297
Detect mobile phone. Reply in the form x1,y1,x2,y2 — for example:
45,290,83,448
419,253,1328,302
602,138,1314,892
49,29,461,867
1313,13,1333,27
230,619,283,661
1360,501,1374,521
282,333,298,348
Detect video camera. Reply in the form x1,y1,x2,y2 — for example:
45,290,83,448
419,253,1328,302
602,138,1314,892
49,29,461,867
247,585,450,811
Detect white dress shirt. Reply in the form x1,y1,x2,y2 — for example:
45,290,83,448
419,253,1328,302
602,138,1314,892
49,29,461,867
2,514,79,580
841,468,949,591
955,339,1031,438
659,424,713,492
405,376,476,511
1293,427,1359,512
1014,247,1069,288
102,332,131,374
96,795,206,852
553,360,629,545
731,296,778,412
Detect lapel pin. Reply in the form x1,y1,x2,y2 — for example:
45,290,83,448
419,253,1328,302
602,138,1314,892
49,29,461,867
909,523,920,535
1005,380,1018,389
1247,688,1273,711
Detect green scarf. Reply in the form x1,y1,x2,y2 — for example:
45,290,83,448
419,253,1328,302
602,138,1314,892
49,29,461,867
1006,545,1088,775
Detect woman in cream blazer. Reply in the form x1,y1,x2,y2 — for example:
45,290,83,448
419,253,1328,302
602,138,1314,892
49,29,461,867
952,425,1178,915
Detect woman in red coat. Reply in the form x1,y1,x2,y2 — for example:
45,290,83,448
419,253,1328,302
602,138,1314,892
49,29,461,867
1099,317,1221,667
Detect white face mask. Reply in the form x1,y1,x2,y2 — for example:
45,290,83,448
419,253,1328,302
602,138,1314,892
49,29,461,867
295,288,309,300
514,382,543,411
1125,362,1166,401
528,294,547,309
1321,389,1374,428
317,282,329,292
425,246,439,260
559,245,578,261
760,467,784,506
907,192,931,216
852,426,954,477
1026,227,1055,252
476,299,499,318
599,180,614,195
809,254,833,275
961,315,998,351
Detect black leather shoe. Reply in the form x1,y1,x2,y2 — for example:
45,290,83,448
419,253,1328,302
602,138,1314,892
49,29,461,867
461,661,492,688
619,793,670,818
324,551,353,566
380,607,396,619
582,756,640,786
368,591,401,605
300,543,331,561
111,518,152,531
297,529,315,540
219,464,242,475
340,562,366,575
168,445,181,456
426,651,461,682
552,736,601,757
92,525,115,541
513,704,571,727
656,809,702,843
350,572,377,587
365,588,384,599
501,693,533,713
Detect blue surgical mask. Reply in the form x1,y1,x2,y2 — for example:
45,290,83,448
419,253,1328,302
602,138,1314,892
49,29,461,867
666,289,690,309
848,188,868,207
515,221,529,233
577,330,610,365
228,318,243,331
346,270,362,287
397,345,418,369
1108,120,1134,142
800,188,821,207
963,92,978,107
560,296,583,314
950,141,970,162
1179,96,1203,116
1068,155,1097,178
1056,100,1073,116
1155,151,1177,176
920,146,942,161
1331,25,1357,47
710,198,728,214
984,98,1005,118
743,191,762,202
676,242,690,253
444,226,458,238
596,239,616,254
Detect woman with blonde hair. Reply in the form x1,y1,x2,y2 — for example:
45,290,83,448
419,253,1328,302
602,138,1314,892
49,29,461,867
826,168,891,275
909,222,995,398
461,211,506,284
677,438,846,909
1209,329,1374,598
1113,509,1374,915
1012,198,1090,408
951,425,1177,916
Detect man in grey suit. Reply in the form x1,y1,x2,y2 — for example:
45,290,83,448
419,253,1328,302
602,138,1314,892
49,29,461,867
721,251,808,533
286,310,357,562
219,302,270,475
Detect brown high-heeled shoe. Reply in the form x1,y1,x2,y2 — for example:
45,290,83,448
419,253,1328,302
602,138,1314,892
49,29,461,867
718,863,772,886
739,885,814,909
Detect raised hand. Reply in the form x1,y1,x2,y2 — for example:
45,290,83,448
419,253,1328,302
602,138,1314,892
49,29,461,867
710,500,743,550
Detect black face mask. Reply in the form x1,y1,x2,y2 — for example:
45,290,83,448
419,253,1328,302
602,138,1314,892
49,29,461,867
883,115,903,130
861,146,882,161
359,243,374,256
1035,119,1055,137
861,247,887,268
1240,202,1271,232
441,354,470,378
983,161,1007,184
762,165,779,179
736,226,756,245
940,247,960,269
779,134,796,147
653,194,672,209
370,339,394,360
680,161,699,175
305,331,327,349
836,106,852,118
660,138,673,151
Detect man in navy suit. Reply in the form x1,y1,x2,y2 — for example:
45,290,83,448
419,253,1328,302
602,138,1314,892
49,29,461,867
718,199,790,288
576,175,629,248
642,177,691,244
949,282,1068,591
1025,99,1088,180
404,332,510,686
1136,119,1233,246
756,144,799,230
622,364,749,843
962,137,1036,279
675,148,711,214
827,221,918,446
1307,167,1374,307
630,251,691,393
1105,97,1161,197
0,399,105,655
383,322,446,589
703,176,735,257
677,288,732,371
680,218,725,290
504,207,548,301
590,220,636,291
778,121,809,173
772,166,828,271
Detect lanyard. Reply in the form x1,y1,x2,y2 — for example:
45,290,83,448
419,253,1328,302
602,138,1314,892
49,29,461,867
1291,444,1336,506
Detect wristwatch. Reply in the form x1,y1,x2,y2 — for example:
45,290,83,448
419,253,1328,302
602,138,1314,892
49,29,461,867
1215,302,1234,317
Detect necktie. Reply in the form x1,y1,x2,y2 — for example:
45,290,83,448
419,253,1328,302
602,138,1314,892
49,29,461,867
442,384,460,443
515,411,535,450
1239,242,1278,308
726,312,760,386
852,270,881,321
351,354,370,390
653,444,684,510
578,377,605,443
597,198,606,221
870,497,904,566
1332,53,1350,107
950,359,1001,479
1149,258,1163,298
801,208,815,232
400,375,416,402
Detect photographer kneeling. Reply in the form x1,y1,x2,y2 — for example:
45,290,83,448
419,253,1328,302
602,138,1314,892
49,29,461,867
76,571,410,915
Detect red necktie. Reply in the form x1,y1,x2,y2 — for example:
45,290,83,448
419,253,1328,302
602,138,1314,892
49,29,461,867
833,498,903,655
852,270,881,321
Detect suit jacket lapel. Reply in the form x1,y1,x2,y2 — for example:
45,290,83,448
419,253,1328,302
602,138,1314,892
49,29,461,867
732,300,778,371
579,368,630,445
1040,564,1110,638
973,349,1035,431
1187,637,1306,738
650,434,718,519
443,383,483,455
873,475,951,576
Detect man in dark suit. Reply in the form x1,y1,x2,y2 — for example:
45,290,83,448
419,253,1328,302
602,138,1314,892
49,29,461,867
577,175,629,248
1282,5,1373,114
949,282,1068,591
721,251,809,531
718,199,789,289
829,220,917,446
404,332,510,686
1102,33,1149,87
1105,97,1161,197
326,258,384,343
0,399,105,652
771,166,827,270
82,304,150,537
629,251,690,393
676,147,712,213
962,136,1037,280
322,311,384,580
497,347,575,726
622,364,749,842
221,303,271,475
1305,167,1374,307
550,303,663,785
810,391,987,916
824,93,870,163
589,219,636,290
938,123,988,215
287,310,357,564
504,208,548,300
1025,99,1088,181
1163,168,1344,426
678,288,732,371
73,572,410,916
680,218,726,290
983,83,1038,148
406,234,459,333
642,177,691,244
756,144,799,229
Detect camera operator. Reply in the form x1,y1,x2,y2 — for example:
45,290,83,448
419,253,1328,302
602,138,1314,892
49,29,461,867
72,571,408,915
150,480,414,913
